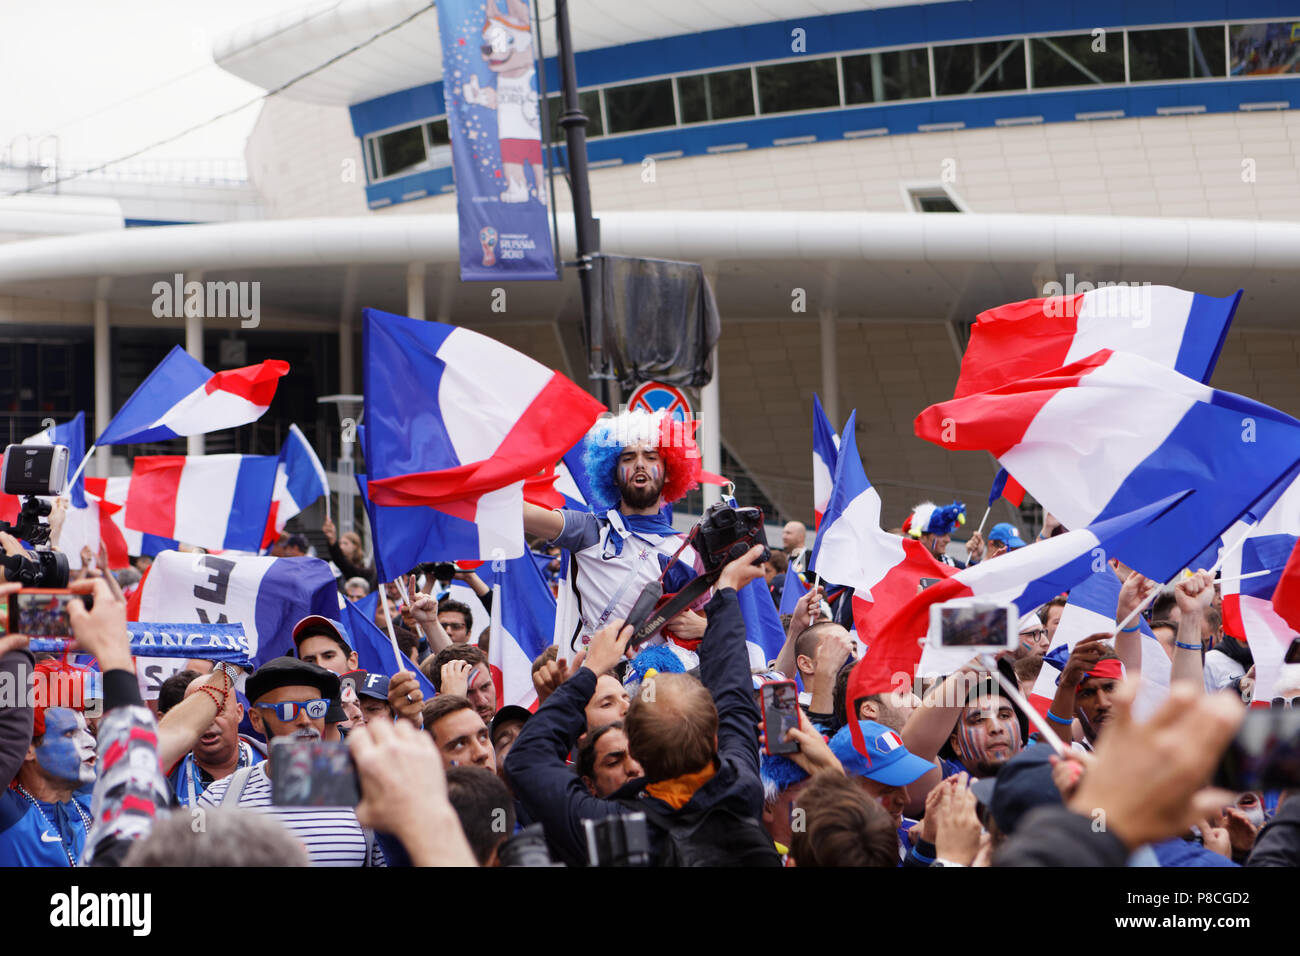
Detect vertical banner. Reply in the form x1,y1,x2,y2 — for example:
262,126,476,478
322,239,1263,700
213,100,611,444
438,0,557,281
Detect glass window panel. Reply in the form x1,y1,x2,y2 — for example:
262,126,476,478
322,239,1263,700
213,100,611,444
604,79,675,133
1127,26,1225,81
426,119,450,147
915,193,961,212
376,126,426,178
1030,33,1125,88
546,92,604,144
842,48,931,103
1230,21,1300,76
934,39,1026,96
756,58,839,113
678,68,755,123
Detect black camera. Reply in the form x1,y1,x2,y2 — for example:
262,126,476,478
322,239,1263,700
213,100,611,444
498,823,561,867
0,444,70,588
584,813,651,867
694,501,769,572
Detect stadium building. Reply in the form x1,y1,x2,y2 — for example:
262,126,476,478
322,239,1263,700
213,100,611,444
3,0,1300,542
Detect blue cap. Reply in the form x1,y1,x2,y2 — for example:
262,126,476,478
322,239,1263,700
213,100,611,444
988,523,1027,549
829,720,934,787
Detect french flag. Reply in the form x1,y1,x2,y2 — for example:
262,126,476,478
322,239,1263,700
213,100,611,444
847,494,1186,737
812,394,840,528
97,346,288,446
360,310,605,526
1026,562,1171,722
1221,472,1300,702
955,285,1239,399
343,599,438,702
124,454,277,552
85,477,178,562
916,349,1300,583
26,412,87,508
1272,537,1300,635
488,552,558,709
988,467,1026,510
808,409,954,642
262,424,330,548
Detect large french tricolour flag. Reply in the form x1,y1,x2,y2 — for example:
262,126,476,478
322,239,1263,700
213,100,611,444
812,394,840,528
1027,564,1171,722
488,553,558,709
97,346,289,446
954,285,1239,398
86,477,178,562
124,454,277,552
846,494,1186,733
809,409,953,641
262,424,330,548
361,310,605,534
916,349,1300,583
1221,472,1300,702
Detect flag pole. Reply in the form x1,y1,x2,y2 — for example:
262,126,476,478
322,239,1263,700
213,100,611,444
976,505,991,536
66,444,96,492
978,652,1066,757
1216,568,1277,586
379,585,415,676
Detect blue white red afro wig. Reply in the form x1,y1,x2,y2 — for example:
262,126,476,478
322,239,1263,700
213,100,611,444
581,409,702,513
902,500,967,538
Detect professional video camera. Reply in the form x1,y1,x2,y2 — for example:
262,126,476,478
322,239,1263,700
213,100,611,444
624,500,769,648
0,444,71,587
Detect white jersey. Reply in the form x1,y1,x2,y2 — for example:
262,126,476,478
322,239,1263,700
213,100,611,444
495,69,540,141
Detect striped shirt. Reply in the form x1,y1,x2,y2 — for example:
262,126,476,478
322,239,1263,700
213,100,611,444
198,763,385,867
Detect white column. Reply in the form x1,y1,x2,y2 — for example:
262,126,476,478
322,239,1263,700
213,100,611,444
701,265,722,509
185,271,204,456
820,308,839,428
339,265,359,394
406,264,426,320
93,277,111,478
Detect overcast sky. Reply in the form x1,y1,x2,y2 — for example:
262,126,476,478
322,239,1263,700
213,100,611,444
0,0,318,171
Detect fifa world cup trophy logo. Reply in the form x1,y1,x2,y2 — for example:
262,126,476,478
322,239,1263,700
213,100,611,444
480,226,498,266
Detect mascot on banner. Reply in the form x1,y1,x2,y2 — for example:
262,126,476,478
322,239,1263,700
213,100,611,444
461,0,547,205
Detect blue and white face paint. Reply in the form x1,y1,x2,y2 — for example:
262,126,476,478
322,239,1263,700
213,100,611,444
37,708,96,787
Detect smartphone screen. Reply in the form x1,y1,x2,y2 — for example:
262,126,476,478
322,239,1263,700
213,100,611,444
1213,707,1300,791
919,578,940,590
932,601,1013,650
8,589,84,638
761,681,800,756
270,739,361,807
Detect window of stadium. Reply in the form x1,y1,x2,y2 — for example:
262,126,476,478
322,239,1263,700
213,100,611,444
842,47,932,103
604,79,675,133
933,39,1027,96
1127,26,1225,81
374,126,427,179
425,119,451,167
546,90,604,144
756,58,840,114
677,68,756,123
1029,33,1126,88
1229,21,1300,76
906,184,966,213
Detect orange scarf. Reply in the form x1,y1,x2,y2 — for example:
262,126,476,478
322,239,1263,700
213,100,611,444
644,763,717,810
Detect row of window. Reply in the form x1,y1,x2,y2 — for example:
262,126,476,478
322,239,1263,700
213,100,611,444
364,19,1300,183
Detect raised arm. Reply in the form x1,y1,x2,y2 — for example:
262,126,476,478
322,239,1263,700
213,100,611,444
524,502,565,542
155,665,240,770
1172,570,1213,690
1113,563,1156,680
774,583,823,680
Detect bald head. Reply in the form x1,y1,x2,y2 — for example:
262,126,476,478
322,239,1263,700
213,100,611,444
625,672,717,783
783,521,807,551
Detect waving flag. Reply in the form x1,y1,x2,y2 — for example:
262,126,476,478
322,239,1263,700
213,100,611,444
134,550,340,695
988,467,1025,509
812,394,840,528
845,494,1187,757
916,350,1300,583
362,310,604,523
955,285,1239,399
808,409,954,639
1272,538,1300,635
1027,563,1171,722
342,600,438,702
487,553,558,709
1221,472,1300,702
25,412,87,508
262,424,330,548
85,477,177,562
124,454,277,552
97,346,288,446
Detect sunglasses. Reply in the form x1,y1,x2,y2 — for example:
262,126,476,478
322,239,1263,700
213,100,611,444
1271,697,1297,709
254,699,330,721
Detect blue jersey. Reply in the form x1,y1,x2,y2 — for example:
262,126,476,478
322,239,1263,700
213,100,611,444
0,786,93,867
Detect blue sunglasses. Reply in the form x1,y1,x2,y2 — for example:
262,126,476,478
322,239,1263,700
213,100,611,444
254,698,330,721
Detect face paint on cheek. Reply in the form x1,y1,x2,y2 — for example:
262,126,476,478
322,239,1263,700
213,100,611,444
36,710,96,786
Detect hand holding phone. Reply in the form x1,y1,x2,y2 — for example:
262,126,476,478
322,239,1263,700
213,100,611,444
760,680,800,756
927,599,1016,651
271,738,361,807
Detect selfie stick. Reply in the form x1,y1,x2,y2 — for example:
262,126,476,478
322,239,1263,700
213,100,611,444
976,652,1066,757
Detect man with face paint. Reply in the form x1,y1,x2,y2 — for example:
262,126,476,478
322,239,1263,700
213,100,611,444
0,658,97,867
1045,633,1124,750
198,657,386,866
523,409,715,668
946,688,1025,776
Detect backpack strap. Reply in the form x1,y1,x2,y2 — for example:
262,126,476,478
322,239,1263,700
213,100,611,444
221,765,255,807
362,826,376,867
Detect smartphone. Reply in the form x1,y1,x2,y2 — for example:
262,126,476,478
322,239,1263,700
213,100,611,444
1284,636,1300,665
1213,707,1300,791
927,599,1016,651
760,680,800,756
918,578,941,590
7,588,91,638
269,738,361,807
